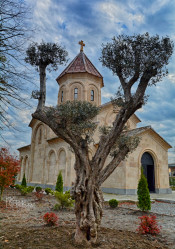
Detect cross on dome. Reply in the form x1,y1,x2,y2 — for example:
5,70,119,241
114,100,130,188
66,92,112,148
79,40,85,52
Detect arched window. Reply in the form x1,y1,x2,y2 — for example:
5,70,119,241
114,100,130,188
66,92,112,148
74,88,78,100
91,90,94,101
61,91,63,102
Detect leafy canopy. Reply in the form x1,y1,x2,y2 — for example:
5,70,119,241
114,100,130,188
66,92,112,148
100,33,174,86
0,147,20,200
46,101,100,142
25,41,68,70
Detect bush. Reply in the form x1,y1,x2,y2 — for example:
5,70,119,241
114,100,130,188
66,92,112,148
109,199,119,208
137,167,151,211
137,215,161,235
43,212,58,226
45,188,52,195
15,184,21,190
35,186,42,192
16,185,34,195
54,191,74,209
169,177,175,186
55,171,63,193
21,174,27,187
27,186,34,193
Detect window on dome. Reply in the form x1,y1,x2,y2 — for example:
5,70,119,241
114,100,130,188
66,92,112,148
74,88,78,100
91,90,94,101
61,91,63,102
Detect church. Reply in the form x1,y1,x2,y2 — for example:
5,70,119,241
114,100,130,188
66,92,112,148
17,42,172,195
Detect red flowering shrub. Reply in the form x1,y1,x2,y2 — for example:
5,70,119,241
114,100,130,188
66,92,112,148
137,215,161,235
35,191,44,201
0,147,20,201
43,212,58,226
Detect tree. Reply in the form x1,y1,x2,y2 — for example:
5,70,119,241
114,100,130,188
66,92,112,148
0,147,20,200
55,171,63,193
21,173,27,187
137,167,151,211
25,34,173,244
0,0,34,131
25,41,68,109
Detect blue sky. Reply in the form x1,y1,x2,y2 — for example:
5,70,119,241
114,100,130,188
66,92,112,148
1,0,175,162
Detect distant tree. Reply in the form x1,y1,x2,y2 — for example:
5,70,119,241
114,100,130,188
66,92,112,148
55,171,63,193
25,41,68,109
21,173,27,187
0,147,20,200
26,33,173,244
0,0,34,131
137,167,151,211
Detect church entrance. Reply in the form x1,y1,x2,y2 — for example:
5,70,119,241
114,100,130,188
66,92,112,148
141,152,155,192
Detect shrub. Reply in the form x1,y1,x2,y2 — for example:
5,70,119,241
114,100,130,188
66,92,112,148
54,191,74,209
43,212,58,226
17,186,34,196
137,215,161,235
55,171,63,193
20,187,28,196
15,184,21,190
35,186,42,192
45,188,52,195
169,177,175,186
109,199,119,208
137,167,151,211
35,191,44,201
21,174,27,187
27,186,34,193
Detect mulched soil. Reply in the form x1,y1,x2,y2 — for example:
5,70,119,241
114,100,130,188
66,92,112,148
0,188,173,249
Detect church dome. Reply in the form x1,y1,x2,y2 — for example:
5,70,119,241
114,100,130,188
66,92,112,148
56,41,103,106
56,41,103,86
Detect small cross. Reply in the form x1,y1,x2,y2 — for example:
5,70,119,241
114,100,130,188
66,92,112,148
79,40,85,52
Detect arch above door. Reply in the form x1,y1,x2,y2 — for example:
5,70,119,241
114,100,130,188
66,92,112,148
141,152,155,192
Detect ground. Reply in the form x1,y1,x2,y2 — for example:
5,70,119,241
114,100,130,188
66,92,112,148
0,188,174,249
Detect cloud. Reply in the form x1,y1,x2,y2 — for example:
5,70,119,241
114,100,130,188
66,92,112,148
1,0,175,164
168,74,175,84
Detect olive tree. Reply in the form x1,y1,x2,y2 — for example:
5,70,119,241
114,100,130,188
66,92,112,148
25,34,173,244
25,41,68,109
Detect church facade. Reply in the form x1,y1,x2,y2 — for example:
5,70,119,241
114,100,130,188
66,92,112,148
17,44,172,194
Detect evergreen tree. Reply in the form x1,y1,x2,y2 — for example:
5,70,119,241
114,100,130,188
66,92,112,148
55,171,63,193
137,167,151,211
21,173,27,187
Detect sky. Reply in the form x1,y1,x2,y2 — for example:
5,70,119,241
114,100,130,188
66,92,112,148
1,0,175,162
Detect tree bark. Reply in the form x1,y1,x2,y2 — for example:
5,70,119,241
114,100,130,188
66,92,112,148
0,187,3,201
37,64,46,110
73,164,103,244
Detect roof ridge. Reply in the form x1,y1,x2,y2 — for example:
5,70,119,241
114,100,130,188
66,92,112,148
56,51,103,83
84,53,103,78
81,52,88,71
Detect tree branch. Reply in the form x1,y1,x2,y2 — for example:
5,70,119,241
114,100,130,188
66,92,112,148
98,145,129,186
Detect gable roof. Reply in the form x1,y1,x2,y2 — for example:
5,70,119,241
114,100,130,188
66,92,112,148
56,51,103,85
126,126,172,149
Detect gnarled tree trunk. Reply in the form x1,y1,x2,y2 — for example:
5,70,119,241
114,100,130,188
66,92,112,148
72,159,103,244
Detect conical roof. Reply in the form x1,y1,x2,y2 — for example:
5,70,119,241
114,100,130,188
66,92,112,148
56,51,103,85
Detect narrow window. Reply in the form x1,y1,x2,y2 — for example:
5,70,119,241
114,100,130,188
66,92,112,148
91,90,94,101
74,88,78,100
61,91,63,102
